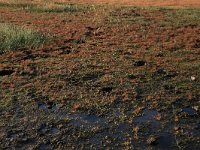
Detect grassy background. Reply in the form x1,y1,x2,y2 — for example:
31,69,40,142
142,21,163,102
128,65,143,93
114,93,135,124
0,23,47,52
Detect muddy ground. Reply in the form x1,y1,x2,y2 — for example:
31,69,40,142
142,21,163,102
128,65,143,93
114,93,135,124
0,0,200,149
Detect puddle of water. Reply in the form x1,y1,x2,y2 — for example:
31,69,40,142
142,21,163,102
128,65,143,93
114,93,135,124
49,127,60,135
88,124,131,147
115,123,131,139
37,101,58,110
55,112,106,128
181,107,197,116
135,109,159,128
38,144,51,150
38,125,60,135
82,114,101,123
70,113,106,127
156,133,176,149
38,102,47,110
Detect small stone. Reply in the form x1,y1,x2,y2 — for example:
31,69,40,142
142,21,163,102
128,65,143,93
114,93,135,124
154,113,162,121
193,106,199,111
191,76,196,81
147,135,158,146
58,124,64,129
174,126,180,131
21,138,28,142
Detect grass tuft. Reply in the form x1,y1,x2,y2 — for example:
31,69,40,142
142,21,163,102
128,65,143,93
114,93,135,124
160,8,200,27
0,23,47,52
27,4,81,13
0,2,90,13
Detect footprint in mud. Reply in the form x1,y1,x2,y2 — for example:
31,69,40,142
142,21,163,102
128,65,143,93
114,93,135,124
133,60,146,67
0,69,14,76
135,109,160,128
101,86,113,94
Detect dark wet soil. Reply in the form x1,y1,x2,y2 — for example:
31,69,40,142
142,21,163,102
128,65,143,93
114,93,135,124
0,69,14,76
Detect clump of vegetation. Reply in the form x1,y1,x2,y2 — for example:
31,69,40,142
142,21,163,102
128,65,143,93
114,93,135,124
0,2,90,13
0,2,36,9
159,8,200,27
0,23,47,52
30,4,85,13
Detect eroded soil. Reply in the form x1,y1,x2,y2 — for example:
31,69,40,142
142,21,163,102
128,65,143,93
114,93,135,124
0,1,200,149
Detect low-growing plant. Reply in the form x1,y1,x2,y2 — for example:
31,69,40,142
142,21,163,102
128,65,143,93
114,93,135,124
29,4,82,13
0,23,47,52
0,2,90,13
159,8,200,27
0,2,36,9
